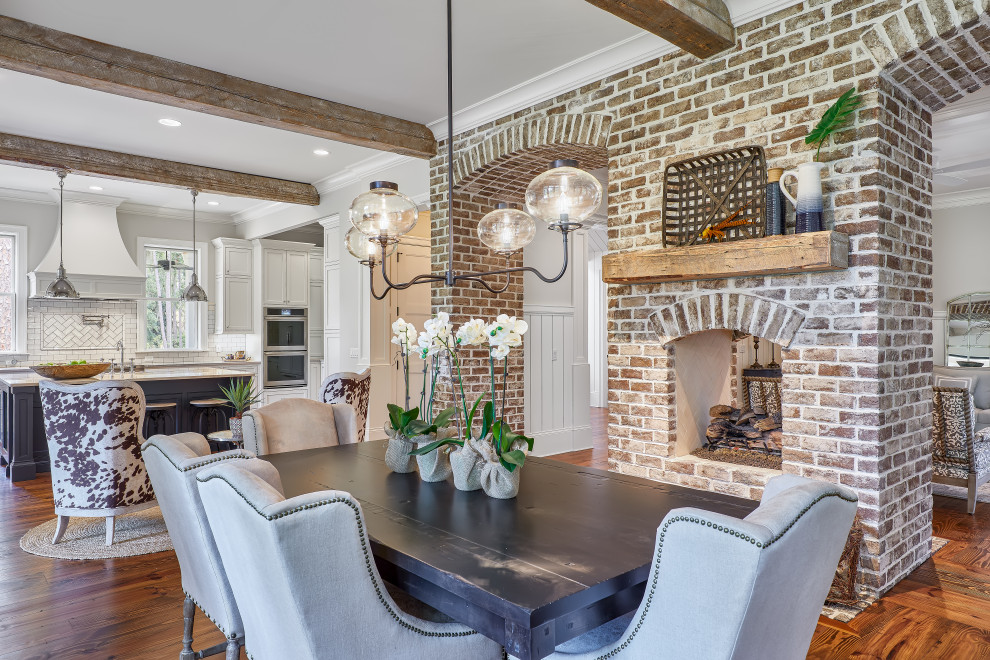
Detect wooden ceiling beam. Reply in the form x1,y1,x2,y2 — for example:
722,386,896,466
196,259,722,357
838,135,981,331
584,0,735,59
0,15,437,159
0,132,320,206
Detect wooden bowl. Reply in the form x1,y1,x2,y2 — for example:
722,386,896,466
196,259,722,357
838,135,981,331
30,363,112,380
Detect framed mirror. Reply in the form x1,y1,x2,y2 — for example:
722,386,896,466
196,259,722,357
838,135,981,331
946,292,990,367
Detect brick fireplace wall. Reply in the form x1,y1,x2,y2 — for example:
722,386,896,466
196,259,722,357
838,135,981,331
428,0,990,595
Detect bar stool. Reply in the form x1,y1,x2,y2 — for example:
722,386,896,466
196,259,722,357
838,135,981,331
145,401,178,437
190,398,229,444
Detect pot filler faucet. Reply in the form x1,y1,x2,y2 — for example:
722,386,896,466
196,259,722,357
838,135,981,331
116,340,124,374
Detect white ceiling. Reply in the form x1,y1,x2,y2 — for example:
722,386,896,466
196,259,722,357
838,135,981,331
0,0,793,216
934,84,990,204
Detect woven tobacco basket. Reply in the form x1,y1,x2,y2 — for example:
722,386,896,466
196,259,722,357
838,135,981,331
661,146,767,246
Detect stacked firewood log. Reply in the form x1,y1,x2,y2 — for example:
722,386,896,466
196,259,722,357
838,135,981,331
705,405,783,455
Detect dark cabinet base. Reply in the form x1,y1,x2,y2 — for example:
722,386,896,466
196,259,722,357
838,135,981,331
1,375,246,482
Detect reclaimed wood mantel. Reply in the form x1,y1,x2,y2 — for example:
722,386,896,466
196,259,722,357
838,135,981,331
601,231,849,285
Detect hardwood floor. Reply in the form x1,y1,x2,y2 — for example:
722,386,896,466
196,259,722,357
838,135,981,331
2,408,989,658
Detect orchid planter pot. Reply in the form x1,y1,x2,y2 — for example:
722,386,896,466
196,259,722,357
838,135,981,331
414,429,454,482
384,424,416,473
452,437,526,499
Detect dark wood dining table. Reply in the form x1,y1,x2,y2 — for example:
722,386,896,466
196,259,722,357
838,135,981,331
264,440,759,660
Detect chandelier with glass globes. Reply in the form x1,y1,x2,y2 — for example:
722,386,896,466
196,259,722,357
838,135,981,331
345,0,603,299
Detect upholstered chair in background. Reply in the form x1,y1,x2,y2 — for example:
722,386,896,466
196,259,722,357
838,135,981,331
39,380,156,546
195,463,503,660
319,369,371,442
932,386,990,514
142,433,282,660
241,398,358,456
509,474,858,660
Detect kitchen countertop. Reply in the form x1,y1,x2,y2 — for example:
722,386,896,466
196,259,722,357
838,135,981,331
0,366,253,388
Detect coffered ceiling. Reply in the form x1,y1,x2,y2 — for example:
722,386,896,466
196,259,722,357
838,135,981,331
0,0,794,217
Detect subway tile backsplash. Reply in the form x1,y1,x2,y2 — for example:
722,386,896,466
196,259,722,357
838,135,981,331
23,299,246,366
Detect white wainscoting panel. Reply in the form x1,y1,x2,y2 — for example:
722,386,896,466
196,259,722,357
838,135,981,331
524,308,592,456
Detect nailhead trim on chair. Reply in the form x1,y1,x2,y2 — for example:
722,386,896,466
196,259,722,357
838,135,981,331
197,474,479,640
142,440,254,473
588,490,858,659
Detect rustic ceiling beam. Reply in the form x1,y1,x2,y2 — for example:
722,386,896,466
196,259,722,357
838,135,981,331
584,0,735,59
0,15,437,159
0,132,320,206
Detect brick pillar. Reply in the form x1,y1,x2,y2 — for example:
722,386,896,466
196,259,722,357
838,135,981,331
429,147,525,436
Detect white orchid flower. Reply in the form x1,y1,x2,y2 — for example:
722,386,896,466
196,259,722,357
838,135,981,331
391,318,417,349
456,318,488,346
491,344,511,360
486,314,528,349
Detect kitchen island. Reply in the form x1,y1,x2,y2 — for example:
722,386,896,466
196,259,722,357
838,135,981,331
0,367,252,481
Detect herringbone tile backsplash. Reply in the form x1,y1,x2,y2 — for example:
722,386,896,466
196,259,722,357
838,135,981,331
41,313,124,350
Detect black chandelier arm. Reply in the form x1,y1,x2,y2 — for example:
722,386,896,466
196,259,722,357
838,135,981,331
367,262,390,301
377,253,446,291
454,273,510,294
453,228,572,284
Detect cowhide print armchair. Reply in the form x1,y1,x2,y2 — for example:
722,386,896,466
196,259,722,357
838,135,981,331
932,386,990,514
319,369,371,442
39,380,156,545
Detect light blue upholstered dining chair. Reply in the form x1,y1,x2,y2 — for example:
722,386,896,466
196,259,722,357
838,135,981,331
511,474,858,660
195,462,503,660
142,433,283,660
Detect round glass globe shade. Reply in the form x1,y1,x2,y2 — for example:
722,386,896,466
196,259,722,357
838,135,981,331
525,163,603,224
345,226,396,264
349,183,418,242
477,206,537,255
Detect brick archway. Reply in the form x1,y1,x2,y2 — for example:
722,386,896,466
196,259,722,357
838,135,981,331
452,114,611,194
648,293,806,348
861,0,990,111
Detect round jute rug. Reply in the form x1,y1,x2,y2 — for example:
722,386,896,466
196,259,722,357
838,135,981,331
19,507,173,560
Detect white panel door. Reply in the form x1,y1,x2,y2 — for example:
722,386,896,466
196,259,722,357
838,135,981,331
225,247,253,277
262,249,286,305
285,251,310,306
223,277,254,332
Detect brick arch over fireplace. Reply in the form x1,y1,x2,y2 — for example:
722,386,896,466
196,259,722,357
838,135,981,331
648,293,806,349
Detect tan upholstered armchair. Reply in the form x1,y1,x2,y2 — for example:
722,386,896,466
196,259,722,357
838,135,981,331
932,386,990,514
241,398,359,455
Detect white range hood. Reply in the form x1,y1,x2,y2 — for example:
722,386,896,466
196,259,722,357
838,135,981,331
29,192,146,300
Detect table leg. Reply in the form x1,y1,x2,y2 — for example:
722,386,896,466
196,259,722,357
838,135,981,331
504,620,556,660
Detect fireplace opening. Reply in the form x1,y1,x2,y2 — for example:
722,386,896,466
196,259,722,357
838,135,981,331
674,330,784,470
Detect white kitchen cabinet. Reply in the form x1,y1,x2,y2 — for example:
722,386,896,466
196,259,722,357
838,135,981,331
309,360,324,400
285,251,310,306
212,238,254,334
262,248,309,307
224,246,253,277
262,386,309,406
221,277,254,333
262,249,287,306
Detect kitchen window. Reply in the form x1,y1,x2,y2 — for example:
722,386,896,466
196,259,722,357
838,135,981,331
143,245,202,350
0,225,26,356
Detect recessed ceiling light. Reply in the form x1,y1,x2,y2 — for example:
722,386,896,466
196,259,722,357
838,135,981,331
158,118,182,127
207,201,220,206
88,186,103,191
313,148,330,156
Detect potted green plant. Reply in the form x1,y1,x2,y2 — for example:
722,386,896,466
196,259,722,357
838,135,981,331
219,377,262,444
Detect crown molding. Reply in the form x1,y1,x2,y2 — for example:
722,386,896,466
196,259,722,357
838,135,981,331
934,187,990,210
0,186,54,205
232,200,287,225
313,151,412,196
318,214,341,230
118,201,235,224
